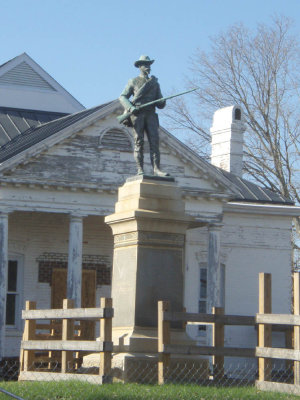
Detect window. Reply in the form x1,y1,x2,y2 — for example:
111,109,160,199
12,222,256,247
99,128,133,151
6,259,22,328
198,266,207,332
234,108,241,120
198,263,226,333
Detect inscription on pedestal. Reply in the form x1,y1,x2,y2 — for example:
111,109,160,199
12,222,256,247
114,232,138,245
114,231,185,248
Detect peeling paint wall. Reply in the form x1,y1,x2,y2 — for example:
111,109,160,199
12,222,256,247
1,117,218,193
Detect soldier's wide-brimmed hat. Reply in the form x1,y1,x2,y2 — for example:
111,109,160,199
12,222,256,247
134,55,155,67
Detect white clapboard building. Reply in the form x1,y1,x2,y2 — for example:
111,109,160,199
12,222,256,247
0,53,299,361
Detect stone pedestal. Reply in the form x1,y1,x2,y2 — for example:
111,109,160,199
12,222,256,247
83,176,208,380
105,176,192,350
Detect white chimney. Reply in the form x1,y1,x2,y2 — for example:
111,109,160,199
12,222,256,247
210,106,245,177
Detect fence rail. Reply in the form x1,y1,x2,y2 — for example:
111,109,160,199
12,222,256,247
256,314,300,326
22,307,113,320
157,301,257,385
165,311,256,326
21,340,112,352
163,344,255,358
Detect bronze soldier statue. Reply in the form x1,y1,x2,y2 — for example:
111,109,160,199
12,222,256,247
119,55,169,176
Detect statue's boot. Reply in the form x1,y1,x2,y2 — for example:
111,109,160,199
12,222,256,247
135,152,144,175
153,159,170,177
153,167,170,177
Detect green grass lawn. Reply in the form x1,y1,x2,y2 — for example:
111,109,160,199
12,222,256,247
0,382,299,400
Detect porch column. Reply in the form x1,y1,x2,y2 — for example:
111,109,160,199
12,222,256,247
207,223,223,314
0,212,9,360
67,214,84,308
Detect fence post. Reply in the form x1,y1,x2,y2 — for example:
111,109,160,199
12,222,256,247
285,328,293,374
61,299,74,373
212,307,224,381
23,301,36,372
99,297,112,383
294,272,300,385
258,273,272,382
158,300,170,385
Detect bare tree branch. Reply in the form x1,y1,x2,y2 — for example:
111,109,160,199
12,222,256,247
164,16,300,262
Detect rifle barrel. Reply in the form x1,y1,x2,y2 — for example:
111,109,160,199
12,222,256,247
139,87,198,109
117,87,198,124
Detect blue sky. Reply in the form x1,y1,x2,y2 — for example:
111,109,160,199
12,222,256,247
1,0,300,108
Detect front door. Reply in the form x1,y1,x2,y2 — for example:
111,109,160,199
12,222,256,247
51,268,96,339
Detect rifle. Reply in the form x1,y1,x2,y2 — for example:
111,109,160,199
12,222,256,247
117,87,197,125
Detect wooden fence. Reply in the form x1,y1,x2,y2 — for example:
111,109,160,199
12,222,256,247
18,272,300,392
19,298,113,384
158,300,256,385
256,272,300,395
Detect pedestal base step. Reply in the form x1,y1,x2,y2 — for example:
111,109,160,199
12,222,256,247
82,352,209,384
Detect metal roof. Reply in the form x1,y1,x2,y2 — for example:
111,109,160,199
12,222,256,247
0,104,110,163
220,169,293,205
0,107,68,147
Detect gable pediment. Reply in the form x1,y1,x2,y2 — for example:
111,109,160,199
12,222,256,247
0,53,84,113
0,61,56,91
0,106,237,200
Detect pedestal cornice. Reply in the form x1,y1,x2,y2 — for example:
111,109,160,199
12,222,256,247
105,209,194,235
